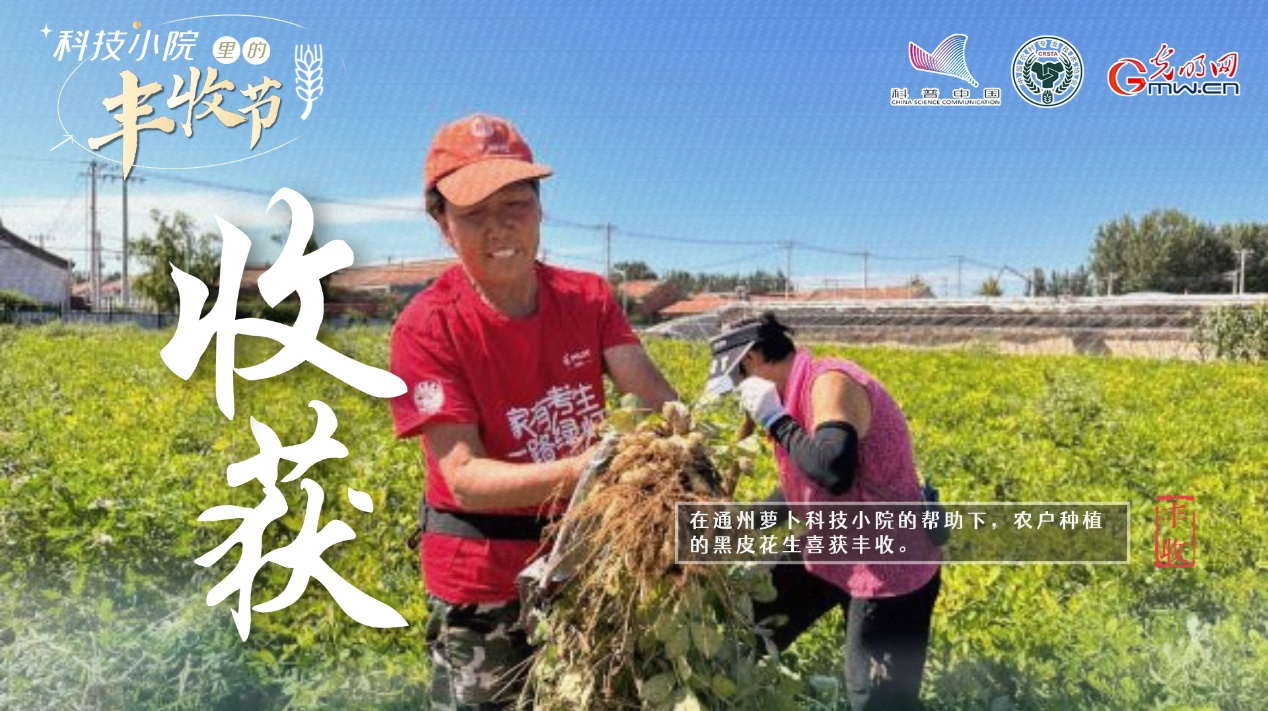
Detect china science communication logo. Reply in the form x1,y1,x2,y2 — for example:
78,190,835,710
909,34,978,86
892,34,1001,107
1012,36,1083,108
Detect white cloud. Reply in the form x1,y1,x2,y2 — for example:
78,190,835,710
0,188,425,270
309,195,424,227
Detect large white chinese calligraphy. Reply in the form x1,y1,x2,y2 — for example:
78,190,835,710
196,400,408,641
160,187,406,420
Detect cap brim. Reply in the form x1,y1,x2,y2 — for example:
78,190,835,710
436,159,553,207
703,341,754,396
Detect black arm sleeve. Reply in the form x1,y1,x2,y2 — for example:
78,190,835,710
767,416,859,495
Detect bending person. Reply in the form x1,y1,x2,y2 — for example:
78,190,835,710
706,311,941,711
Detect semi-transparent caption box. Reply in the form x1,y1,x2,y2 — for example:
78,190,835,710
674,503,1131,564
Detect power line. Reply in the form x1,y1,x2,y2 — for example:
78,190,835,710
552,252,605,267
793,242,946,262
2,158,1043,295
689,246,785,272
614,226,775,247
962,257,1004,272
0,244,125,255
862,252,951,263
794,243,865,258
141,172,426,214
0,154,90,167
543,214,605,231
37,159,980,265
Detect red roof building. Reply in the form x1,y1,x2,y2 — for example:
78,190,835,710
614,279,686,320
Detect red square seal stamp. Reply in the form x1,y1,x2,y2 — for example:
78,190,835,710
1154,495,1196,568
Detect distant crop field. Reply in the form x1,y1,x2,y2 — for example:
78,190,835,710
1,324,1265,710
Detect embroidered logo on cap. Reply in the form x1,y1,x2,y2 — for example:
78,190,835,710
469,116,510,154
470,116,492,137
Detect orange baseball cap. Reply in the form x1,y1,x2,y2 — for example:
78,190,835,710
423,114,553,208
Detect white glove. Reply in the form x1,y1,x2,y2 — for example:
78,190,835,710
736,377,787,429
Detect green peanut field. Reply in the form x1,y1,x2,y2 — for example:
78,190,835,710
1,323,1265,710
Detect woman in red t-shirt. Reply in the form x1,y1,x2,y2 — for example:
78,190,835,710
389,113,677,709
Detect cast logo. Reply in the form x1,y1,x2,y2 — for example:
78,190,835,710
1012,36,1083,108
1108,45,1238,97
909,34,978,86
413,380,445,416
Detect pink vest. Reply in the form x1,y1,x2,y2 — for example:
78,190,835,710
774,349,941,597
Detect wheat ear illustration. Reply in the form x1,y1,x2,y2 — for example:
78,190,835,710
295,44,324,120
1022,54,1040,94
1056,55,1075,95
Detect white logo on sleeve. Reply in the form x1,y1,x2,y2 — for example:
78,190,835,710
413,380,445,415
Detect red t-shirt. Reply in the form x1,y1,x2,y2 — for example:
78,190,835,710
389,262,640,604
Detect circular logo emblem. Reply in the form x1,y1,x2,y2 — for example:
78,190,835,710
1012,36,1083,108
413,380,445,416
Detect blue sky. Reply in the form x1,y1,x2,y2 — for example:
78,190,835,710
2,0,1265,295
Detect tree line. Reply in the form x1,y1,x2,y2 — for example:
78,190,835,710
118,207,1268,312
623,208,1268,299
611,261,788,296
1088,209,1266,295
980,209,1265,297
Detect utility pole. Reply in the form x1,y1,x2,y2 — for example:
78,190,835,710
122,175,130,304
83,159,98,306
782,241,794,301
611,268,629,314
1237,249,1254,295
953,254,964,298
861,248,870,290
87,160,101,308
604,223,612,279
1107,273,1116,297
102,170,141,306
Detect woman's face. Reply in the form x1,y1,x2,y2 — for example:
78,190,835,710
739,349,771,381
437,181,542,290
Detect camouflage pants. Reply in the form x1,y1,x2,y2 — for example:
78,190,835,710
425,595,533,711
